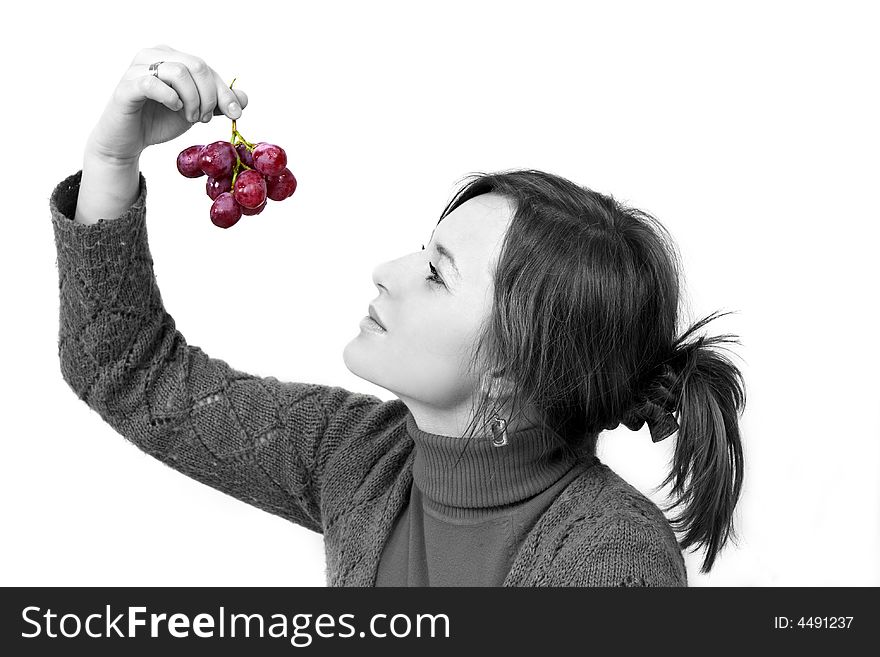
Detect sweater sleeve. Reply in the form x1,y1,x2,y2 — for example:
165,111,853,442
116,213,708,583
50,169,390,535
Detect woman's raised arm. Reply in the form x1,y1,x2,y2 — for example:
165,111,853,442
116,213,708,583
51,168,401,534
50,45,406,535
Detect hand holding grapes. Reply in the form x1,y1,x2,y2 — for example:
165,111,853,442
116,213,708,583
86,45,248,164
81,44,296,229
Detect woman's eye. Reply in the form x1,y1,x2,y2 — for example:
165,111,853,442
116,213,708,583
421,244,444,286
426,261,444,286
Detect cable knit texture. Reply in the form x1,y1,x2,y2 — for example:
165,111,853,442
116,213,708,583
50,169,688,587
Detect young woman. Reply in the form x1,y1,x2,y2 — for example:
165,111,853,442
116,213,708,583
51,45,745,587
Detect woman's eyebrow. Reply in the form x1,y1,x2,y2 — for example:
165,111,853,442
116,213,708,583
432,243,461,279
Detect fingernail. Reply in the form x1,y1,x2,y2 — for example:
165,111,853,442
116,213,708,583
228,102,241,117
190,112,199,122
201,112,211,122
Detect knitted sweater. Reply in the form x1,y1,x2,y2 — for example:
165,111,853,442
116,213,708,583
50,169,688,587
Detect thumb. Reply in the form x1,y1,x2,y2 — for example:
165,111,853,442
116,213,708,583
232,89,249,110
213,88,249,118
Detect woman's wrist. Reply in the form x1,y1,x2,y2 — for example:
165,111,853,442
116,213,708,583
74,146,142,225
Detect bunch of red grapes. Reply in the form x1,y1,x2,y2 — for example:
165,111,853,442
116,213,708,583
177,133,297,228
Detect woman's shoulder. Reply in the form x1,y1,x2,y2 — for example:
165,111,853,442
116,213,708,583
574,460,678,536
524,458,688,586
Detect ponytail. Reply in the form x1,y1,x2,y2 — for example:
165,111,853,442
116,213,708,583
659,310,746,573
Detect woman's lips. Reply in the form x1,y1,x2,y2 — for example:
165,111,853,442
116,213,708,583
360,315,387,333
368,304,387,330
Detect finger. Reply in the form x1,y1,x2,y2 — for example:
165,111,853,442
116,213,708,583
130,47,244,121
213,82,248,119
115,74,184,113
153,62,201,122
142,48,217,122
185,57,218,122
130,46,175,69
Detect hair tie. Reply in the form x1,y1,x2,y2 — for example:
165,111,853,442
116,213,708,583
643,402,679,443
618,362,681,442
620,399,679,443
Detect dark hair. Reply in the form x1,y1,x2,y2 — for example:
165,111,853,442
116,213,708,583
438,168,746,574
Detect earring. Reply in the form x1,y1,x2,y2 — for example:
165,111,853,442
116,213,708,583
489,414,509,447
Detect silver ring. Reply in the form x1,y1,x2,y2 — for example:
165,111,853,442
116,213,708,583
148,61,164,78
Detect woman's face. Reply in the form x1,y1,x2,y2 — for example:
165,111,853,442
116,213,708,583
342,192,515,434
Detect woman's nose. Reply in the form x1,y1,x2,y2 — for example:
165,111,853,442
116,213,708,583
371,261,391,291
372,253,417,293
372,262,399,298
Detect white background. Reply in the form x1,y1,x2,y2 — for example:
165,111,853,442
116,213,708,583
2,0,878,586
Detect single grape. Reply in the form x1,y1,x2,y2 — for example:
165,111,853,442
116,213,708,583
235,143,254,168
266,168,297,201
206,175,232,201
252,143,288,176
177,145,205,178
210,192,242,228
199,141,237,178
241,199,267,216
233,169,268,209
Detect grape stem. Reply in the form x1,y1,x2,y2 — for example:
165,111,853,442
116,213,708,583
228,77,257,188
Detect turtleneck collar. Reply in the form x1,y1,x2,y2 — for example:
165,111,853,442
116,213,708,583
405,411,583,514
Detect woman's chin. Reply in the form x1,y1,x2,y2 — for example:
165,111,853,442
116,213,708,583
342,338,375,378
